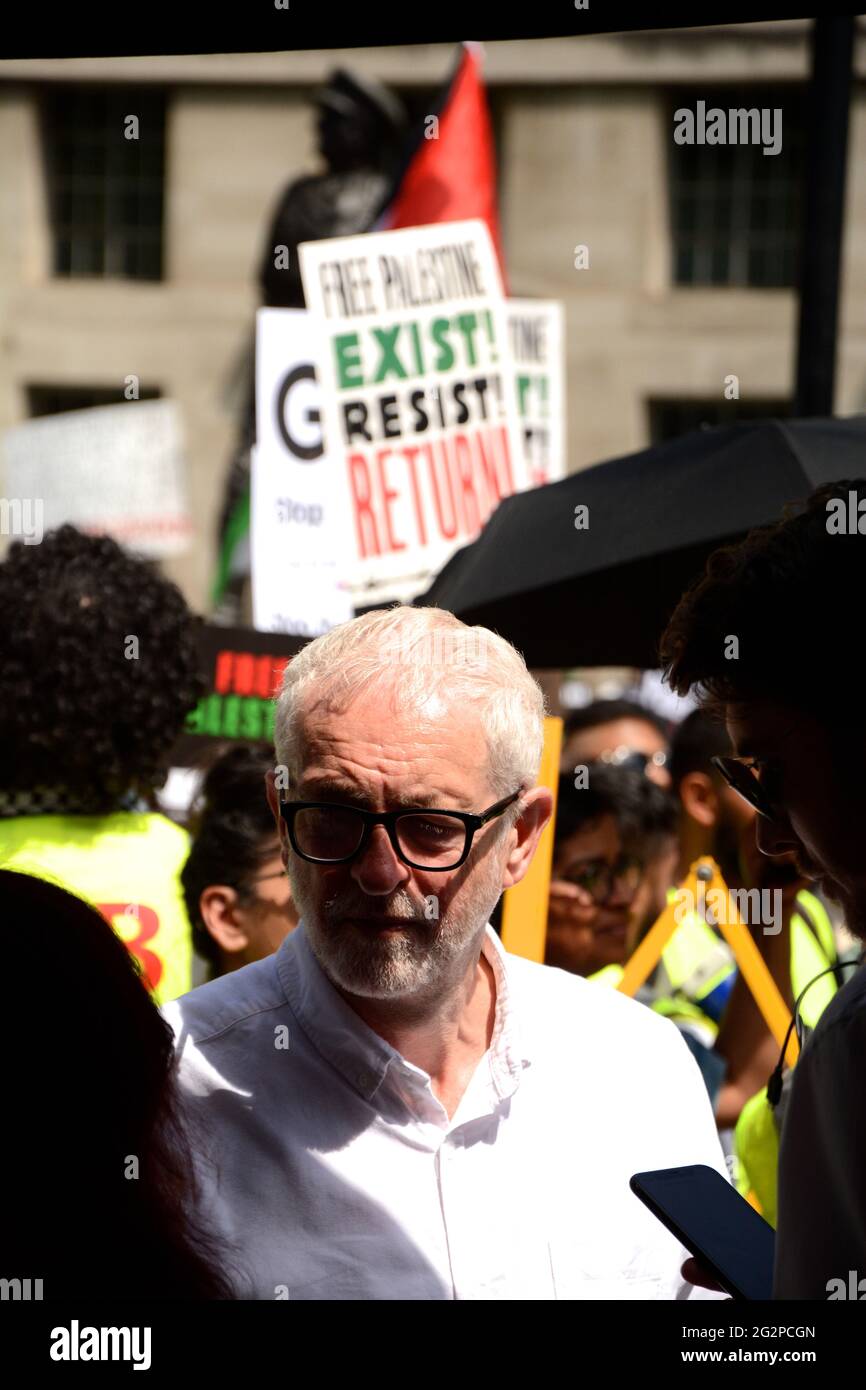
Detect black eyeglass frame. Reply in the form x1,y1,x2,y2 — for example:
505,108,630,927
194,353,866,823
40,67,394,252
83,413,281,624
278,790,522,871
711,754,778,820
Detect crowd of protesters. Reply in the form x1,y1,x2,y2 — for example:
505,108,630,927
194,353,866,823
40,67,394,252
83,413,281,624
1,480,864,1300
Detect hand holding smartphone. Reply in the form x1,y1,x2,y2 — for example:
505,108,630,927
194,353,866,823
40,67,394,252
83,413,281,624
630,1164,775,1301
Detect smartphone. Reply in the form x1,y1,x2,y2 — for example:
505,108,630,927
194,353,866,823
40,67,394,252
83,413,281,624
630,1164,775,1301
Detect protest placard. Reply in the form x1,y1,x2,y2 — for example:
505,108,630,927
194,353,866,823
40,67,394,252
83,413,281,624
299,219,529,605
507,299,566,486
252,308,354,635
2,398,192,557
171,624,308,767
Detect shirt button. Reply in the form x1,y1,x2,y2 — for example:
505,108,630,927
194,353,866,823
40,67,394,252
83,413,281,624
357,1071,373,1090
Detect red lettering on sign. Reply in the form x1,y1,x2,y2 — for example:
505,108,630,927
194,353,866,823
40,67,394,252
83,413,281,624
99,903,163,992
451,432,481,535
343,424,519,562
402,445,428,547
375,449,405,553
233,652,254,696
347,452,381,558
426,441,458,540
214,650,234,695
492,423,515,496
254,655,272,698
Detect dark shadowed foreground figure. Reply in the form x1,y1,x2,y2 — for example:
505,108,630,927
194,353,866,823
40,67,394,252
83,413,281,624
0,871,233,1299
166,605,728,1300
661,478,866,1299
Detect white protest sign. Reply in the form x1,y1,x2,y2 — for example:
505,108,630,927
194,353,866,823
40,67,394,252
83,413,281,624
2,398,191,557
299,219,529,605
507,299,566,486
252,307,353,636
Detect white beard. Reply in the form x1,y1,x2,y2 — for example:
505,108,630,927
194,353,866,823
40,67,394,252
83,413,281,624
289,845,506,1000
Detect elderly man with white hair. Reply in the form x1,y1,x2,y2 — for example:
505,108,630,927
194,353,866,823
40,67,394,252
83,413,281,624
165,606,728,1300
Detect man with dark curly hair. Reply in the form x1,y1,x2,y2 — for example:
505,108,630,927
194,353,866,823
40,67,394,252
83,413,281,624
0,524,204,1004
659,478,866,1299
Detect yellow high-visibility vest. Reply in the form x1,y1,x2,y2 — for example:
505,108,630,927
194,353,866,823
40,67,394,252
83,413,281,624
790,890,837,1028
734,891,838,1223
587,963,626,988
656,887,838,1031
0,812,193,1004
657,906,735,1025
734,1085,780,1226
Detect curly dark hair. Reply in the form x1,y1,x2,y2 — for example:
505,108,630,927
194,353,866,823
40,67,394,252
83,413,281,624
659,479,866,722
0,525,204,807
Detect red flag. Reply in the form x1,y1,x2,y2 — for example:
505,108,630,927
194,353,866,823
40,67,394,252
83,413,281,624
378,44,507,288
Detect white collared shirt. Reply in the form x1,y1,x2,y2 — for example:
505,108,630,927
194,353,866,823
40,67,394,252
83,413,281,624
164,923,728,1300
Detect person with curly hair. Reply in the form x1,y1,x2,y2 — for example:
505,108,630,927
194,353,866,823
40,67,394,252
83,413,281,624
0,524,204,1003
659,478,866,1299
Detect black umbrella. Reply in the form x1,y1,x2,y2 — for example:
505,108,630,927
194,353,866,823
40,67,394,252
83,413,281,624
417,416,866,668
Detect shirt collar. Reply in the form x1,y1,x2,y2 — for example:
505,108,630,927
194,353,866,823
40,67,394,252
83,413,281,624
482,923,532,1102
275,920,531,1109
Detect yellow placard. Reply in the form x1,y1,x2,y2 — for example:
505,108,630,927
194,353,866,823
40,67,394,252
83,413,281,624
618,858,799,1069
500,716,562,963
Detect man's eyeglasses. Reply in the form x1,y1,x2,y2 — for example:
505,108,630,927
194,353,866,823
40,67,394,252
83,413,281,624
278,791,522,872
711,755,779,821
560,854,643,904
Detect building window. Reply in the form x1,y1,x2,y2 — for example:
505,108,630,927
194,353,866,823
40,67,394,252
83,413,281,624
28,384,161,417
668,87,806,288
40,85,166,281
649,398,791,444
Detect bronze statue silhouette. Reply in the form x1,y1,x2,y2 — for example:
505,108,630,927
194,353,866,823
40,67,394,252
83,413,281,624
214,71,407,621
259,69,407,308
